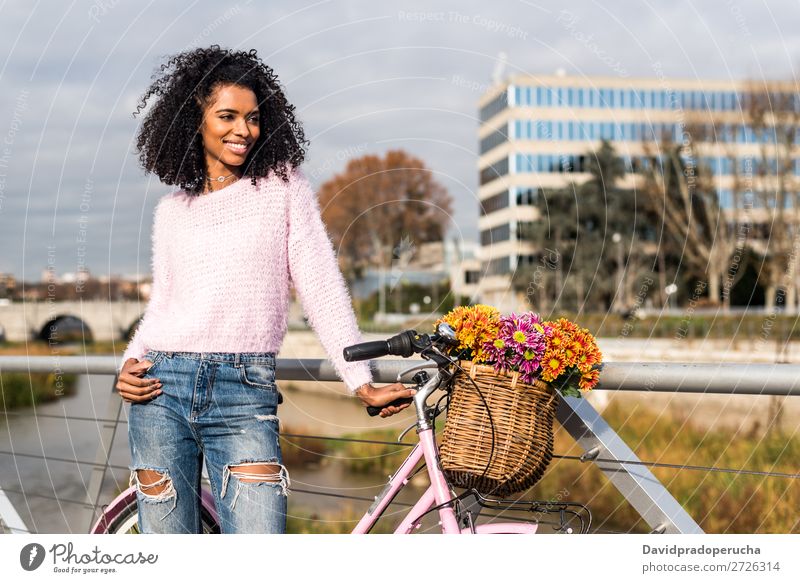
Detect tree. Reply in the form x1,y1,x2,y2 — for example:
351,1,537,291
513,141,658,313
318,150,453,284
640,132,740,307
743,83,800,311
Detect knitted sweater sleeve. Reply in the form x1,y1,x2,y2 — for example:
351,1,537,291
118,198,172,372
287,170,373,393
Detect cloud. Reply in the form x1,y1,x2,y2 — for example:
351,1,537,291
0,0,798,278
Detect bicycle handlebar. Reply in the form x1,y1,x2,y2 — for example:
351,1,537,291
344,325,458,416
342,330,416,362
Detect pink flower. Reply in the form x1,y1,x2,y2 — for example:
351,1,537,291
482,312,548,383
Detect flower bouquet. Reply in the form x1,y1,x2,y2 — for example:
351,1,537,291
435,307,602,398
434,305,602,496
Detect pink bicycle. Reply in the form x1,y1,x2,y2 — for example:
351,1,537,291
91,323,590,534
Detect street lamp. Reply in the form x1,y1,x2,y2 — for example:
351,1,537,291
612,232,623,313
665,283,678,311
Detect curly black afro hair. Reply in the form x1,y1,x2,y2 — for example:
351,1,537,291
133,45,308,195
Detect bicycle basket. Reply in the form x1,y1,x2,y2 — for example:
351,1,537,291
439,360,556,497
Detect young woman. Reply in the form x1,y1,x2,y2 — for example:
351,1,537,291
115,46,415,534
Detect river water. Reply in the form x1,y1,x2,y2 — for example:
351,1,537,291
0,374,422,534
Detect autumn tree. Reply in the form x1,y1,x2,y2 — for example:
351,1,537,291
318,150,453,284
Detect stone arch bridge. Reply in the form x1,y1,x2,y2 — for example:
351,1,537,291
0,301,145,342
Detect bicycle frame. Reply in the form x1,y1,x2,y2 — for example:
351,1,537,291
90,481,219,534
351,367,538,534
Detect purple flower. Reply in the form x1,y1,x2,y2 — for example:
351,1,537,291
481,312,548,383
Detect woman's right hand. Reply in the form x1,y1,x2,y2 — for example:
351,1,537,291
116,358,162,403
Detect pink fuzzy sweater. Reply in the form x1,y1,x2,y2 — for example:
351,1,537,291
118,169,373,393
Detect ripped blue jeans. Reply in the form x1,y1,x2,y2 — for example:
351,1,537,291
127,351,287,534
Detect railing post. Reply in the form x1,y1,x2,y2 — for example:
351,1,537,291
83,374,126,532
0,486,30,534
556,395,704,534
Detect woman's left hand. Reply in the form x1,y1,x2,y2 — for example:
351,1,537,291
355,383,417,418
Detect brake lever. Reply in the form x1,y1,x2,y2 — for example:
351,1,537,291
397,421,417,443
396,361,441,382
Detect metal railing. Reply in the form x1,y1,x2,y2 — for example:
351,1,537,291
1,356,799,534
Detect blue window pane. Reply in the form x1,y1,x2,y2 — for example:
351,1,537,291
632,90,643,108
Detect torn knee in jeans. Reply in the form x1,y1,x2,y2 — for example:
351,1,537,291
221,460,290,509
130,467,177,518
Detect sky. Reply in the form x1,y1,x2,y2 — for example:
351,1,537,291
0,0,798,280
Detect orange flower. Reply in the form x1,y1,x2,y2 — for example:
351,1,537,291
579,368,600,391
548,328,567,350
435,304,500,363
540,351,567,382
554,318,579,335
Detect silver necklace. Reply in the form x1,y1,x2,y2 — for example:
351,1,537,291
203,172,238,195
209,173,236,183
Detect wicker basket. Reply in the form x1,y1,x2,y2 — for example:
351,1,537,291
439,360,557,497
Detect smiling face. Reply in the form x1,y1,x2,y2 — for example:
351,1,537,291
199,83,261,183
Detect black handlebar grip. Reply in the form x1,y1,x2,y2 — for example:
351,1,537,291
386,330,416,357
366,397,414,417
343,340,390,362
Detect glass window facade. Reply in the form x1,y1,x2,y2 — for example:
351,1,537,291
480,223,511,245
505,119,785,145
483,256,511,276
480,90,511,122
479,190,510,215
512,153,795,179
480,157,509,185
508,84,799,113
479,126,509,154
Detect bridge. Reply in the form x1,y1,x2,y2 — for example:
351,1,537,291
0,356,798,534
0,300,145,342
